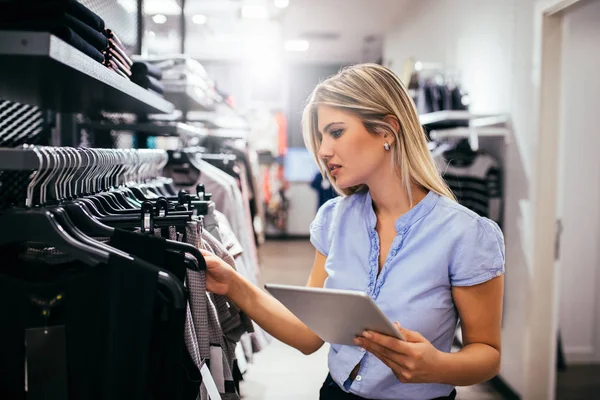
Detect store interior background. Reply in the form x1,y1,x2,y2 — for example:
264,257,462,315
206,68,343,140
2,0,599,399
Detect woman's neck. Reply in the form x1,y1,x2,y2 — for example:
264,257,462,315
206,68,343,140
367,178,428,220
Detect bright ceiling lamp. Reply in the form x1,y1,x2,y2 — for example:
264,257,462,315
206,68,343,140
284,39,309,52
152,14,167,24
274,0,289,9
242,5,268,19
192,14,208,25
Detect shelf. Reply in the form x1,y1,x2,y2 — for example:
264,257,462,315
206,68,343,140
429,127,509,140
419,111,473,126
79,122,208,137
163,83,216,112
0,31,175,114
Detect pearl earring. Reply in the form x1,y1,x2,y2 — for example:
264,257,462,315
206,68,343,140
384,142,390,151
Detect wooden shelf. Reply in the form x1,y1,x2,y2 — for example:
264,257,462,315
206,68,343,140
0,31,174,114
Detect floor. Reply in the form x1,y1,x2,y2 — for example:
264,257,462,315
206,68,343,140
556,365,600,400
240,239,504,400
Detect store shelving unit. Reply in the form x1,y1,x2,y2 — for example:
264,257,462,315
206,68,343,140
0,31,174,114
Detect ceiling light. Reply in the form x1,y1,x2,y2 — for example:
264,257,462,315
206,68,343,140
152,14,167,24
284,39,309,52
192,14,208,25
274,0,289,8
242,5,268,19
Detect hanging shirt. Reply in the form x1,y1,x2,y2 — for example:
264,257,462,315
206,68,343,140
435,152,503,227
309,190,505,400
0,251,159,400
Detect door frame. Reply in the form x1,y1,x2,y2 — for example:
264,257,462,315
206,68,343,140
530,0,594,398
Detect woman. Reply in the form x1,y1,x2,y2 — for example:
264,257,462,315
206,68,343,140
201,64,505,400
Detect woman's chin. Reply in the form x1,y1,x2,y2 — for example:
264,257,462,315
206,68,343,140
333,177,360,190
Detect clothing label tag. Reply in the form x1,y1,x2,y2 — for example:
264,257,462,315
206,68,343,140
200,363,222,400
210,346,225,393
235,343,248,374
25,326,68,400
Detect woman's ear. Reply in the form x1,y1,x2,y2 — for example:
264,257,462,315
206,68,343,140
382,115,400,143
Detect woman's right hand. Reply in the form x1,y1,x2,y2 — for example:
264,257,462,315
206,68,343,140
200,249,237,295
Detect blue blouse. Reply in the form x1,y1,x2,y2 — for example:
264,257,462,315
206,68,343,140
309,190,505,400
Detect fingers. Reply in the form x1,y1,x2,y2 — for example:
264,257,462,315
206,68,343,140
359,330,412,355
200,249,215,256
395,322,426,343
355,336,411,365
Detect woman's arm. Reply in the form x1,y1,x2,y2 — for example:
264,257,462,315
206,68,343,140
202,249,328,355
436,275,504,385
356,276,504,386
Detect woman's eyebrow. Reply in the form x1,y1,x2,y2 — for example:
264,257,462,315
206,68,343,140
319,121,344,134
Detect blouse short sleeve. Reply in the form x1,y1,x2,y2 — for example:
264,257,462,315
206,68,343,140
309,197,340,256
450,216,505,286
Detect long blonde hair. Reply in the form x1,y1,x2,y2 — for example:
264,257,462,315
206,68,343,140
302,63,455,203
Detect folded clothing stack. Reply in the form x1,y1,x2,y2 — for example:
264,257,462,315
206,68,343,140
0,0,107,63
104,28,133,79
102,29,132,79
130,61,165,97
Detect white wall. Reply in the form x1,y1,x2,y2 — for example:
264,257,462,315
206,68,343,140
384,0,545,396
557,0,600,364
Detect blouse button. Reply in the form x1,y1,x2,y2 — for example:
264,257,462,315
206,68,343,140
356,375,362,382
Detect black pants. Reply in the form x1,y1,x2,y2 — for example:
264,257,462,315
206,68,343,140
319,374,457,400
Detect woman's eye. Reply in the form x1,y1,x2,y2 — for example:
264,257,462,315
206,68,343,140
330,129,344,138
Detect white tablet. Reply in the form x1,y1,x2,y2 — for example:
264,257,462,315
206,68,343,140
264,283,405,346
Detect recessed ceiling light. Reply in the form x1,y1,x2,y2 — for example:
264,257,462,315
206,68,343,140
284,39,309,52
192,14,208,25
274,0,289,9
242,5,268,19
152,14,167,24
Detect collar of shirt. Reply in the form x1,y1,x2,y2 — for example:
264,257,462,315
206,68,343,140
363,189,440,233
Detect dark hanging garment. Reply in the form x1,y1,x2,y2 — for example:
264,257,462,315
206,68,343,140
0,250,157,400
436,146,503,227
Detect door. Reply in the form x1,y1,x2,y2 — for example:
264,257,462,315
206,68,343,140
556,0,600,365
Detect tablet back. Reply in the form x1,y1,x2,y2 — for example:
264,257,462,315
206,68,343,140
264,283,404,346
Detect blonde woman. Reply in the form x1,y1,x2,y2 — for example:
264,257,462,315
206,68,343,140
201,64,505,400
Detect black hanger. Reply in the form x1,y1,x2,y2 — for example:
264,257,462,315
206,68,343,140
62,200,114,237
0,208,109,266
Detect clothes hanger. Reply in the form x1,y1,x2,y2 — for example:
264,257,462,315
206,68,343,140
18,145,187,307
0,146,109,266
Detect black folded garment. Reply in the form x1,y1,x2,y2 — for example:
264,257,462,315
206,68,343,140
54,26,105,63
0,0,105,32
131,62,163,80
0,14,108,51
65,14,107,50
131,74,164,95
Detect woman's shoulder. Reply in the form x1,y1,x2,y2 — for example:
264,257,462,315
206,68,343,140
314,193,366,224
433,195,504,249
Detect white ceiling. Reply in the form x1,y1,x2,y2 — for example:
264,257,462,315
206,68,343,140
141,0,409,63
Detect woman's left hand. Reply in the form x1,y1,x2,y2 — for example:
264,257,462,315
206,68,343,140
354,322,442,384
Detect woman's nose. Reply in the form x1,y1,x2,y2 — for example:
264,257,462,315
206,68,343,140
318,137,334,160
